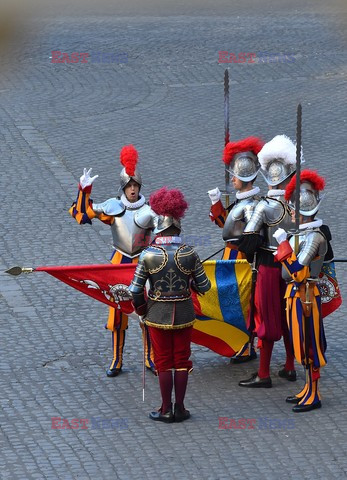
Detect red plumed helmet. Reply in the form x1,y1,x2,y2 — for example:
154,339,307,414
285,169,325,202
149,187,188,219
223,136,264,165
120,144,138,176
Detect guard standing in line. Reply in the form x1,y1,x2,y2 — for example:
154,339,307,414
208,136,264,363
69,145,156,377
237,135,300,387
274,170,328,412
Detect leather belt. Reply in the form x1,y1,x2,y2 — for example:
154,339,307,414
148,290,191,301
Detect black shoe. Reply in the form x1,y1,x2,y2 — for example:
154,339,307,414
286,395,301,404
106,367,122,377
146,365,157,376
174,403,191,423
230,350,257,364
149,409,174,423
292,401,321,413
239,372,272,388
278,367,297,382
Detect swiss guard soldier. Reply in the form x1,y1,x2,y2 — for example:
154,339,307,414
273,170,327,412
129,187,211,423
238,135,300,387
208,136,264,363
69,145,156,377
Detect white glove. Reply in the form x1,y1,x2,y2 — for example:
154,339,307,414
208,187,221,205
273,228,287,244
80,168,99,189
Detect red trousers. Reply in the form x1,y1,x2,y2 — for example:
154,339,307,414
147,326,193,372
253,264,287,342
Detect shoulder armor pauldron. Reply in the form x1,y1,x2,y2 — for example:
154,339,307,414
93,198,125,216
175,244,197,274
263,198,286,227
134,204,158,229
144,245,168,274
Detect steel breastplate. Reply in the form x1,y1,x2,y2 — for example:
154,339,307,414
111,205,153,258
222,197,257,242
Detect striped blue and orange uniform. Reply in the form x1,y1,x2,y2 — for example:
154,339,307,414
281,251,327,406
69,184,155,371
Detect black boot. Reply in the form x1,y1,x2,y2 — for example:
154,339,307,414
149,406,174,423
106,367,122,377
286,395,300,404
230,345,257,364
174,403,190,422
230,350,257,364
150,371,174,422
239,372,272,388
278,366,297,382
292,401,321,413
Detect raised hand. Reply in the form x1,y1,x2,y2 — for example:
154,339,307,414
207,187,221,205
80,168,99,189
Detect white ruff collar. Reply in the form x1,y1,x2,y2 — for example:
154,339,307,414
299,219,323,230
267,189,285,198
236,186,260,200
121,193,146,209
155,236,182,245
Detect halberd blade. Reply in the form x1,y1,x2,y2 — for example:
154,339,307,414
5,266,23,276
5,266,34,275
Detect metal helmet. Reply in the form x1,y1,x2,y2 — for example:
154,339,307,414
149,187,188,235
285,170,325,217
119,145,142,190
258,134,303,186
119,167,142,190
261,158,296,186
153,216,182,235
223,137,264,182
228,151,260,182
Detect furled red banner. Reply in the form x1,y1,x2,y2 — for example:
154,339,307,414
35,264,136,314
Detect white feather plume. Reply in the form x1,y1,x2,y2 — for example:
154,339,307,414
258,134,303,168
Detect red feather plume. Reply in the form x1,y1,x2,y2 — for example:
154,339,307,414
149,187,188,219
285,169,326,201
120,145,138,176
223,136,264,165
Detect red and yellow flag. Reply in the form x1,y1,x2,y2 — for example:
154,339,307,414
35,260,252,357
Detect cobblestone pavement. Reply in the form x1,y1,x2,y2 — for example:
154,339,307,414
0,1,346,479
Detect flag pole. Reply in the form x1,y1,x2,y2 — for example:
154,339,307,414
142,319,146,402
224,69,230,206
